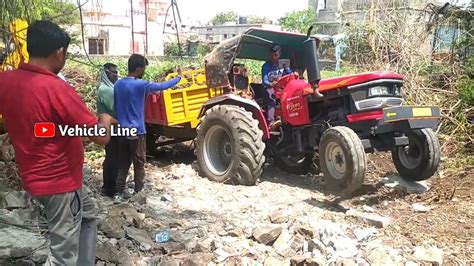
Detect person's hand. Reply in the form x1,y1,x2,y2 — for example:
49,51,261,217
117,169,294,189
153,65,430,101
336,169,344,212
98,113,117,129
98,113,114,124
270,81,278,87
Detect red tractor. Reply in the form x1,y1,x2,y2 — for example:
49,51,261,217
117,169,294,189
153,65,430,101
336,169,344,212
145,28,441,196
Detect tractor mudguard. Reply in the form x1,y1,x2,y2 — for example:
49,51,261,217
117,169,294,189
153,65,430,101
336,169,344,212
198,94,270,140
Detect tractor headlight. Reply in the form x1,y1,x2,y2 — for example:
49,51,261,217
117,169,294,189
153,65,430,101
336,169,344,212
393,86,401,96
368,86,390,97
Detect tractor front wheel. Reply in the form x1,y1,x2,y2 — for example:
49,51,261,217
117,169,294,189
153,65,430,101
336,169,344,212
195,105,265,185
391,128,440,181
319,126,367,197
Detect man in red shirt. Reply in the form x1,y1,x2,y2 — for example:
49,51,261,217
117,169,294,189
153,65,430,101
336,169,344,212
0,20,114,265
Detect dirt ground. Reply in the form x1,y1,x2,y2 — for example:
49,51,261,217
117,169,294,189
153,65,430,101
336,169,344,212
344,153,474,264
84,145,473,264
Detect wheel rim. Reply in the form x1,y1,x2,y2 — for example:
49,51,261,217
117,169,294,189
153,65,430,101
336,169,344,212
325,142,346,179
280,153,307,167
397,140,422,169
203,125,233,176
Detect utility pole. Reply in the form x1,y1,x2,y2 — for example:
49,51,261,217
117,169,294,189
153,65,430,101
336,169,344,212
144,0,148,55
130,0,135,53
163,0,183,56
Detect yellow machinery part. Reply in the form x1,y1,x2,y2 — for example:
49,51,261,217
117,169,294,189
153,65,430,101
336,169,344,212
160,68,224,128
2,19,29,71
157,68,257,129
0,19,29,133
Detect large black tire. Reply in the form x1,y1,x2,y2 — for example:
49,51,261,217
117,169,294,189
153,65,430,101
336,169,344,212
319,126,367,197
195,105,266,185
391,128,440,181
145,124,159,155
274,153,313,175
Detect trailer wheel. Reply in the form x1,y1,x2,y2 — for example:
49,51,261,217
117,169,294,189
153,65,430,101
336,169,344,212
392,128,440,181
274,153,313,175
195,105,265,185
319,126,367,197
145,124,159,155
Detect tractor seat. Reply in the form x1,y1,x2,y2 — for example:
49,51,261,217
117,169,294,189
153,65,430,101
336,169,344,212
250,83,269,108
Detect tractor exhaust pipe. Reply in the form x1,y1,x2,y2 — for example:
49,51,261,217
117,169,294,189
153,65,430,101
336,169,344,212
304,25,324,98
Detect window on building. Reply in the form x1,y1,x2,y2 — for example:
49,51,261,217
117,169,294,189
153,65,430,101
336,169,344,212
89,38,107,55
320,0,327,10
224,34,228,38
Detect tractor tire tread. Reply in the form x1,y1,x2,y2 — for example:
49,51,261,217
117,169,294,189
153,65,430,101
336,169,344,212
195,105,265,186
319,126,366,197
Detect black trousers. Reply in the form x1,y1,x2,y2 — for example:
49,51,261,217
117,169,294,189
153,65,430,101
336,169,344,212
115,135,146,194
102,136,119,196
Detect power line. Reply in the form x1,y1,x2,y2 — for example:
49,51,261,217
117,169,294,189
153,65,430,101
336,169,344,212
76,0,97,67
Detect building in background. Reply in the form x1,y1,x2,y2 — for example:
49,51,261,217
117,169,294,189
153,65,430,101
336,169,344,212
309,0,449,35
70,0,195,56
191,22,281,43
307,0,472,57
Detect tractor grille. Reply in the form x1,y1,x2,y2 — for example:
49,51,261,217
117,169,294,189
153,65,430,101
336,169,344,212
355,97,403,111
386,98,403,106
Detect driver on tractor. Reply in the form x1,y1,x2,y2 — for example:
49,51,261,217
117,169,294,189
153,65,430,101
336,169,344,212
261,44,292,125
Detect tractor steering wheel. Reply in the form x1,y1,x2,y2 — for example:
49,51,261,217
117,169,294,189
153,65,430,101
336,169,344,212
274,73,299,92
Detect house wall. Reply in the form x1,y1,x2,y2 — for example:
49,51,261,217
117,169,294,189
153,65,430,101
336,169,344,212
313,0,448,24
192,24,282,43
71,0,192,56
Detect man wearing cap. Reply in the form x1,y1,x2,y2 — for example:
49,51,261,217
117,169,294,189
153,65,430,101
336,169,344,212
261,44,292,125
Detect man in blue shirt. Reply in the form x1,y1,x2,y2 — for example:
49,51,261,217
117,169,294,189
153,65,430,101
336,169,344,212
261,44,292,124
114,54,182,200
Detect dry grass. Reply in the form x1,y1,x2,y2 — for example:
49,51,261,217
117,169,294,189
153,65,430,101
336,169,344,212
341,2,473,159
342,153,474,264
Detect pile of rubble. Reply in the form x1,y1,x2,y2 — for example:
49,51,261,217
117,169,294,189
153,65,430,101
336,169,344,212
0,134,47,265
87,163,445,265
0,190,48,265
0,134,447,265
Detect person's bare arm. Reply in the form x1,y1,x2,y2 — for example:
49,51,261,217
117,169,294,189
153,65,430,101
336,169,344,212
87,113,116,145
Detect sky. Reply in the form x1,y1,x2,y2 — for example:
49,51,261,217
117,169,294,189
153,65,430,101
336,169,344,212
171,0,309,24
81,0,472,25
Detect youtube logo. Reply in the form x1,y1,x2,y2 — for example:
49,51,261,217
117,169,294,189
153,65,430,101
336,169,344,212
34,123,56,138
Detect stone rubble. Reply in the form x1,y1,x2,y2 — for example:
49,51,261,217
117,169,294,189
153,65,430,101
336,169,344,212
345,209,390,228
412,245,445,265
381,176,431,194
0,145,449,265
412,203,432,213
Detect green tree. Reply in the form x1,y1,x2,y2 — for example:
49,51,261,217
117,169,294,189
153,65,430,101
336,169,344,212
277,8,316,34
42,1,81,45
1,0,79,26
41,1,80,27
1,0,80,46
209,11,237,26
247,15,272,24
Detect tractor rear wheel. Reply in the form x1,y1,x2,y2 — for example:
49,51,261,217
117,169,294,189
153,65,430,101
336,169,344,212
274,153,313,175
195,105,265,185
391,128,440,181
319,126,367,197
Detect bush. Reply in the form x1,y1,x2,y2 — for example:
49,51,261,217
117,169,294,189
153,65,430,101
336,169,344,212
458,76,474,106
164,42,184,56
164,41,210,57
